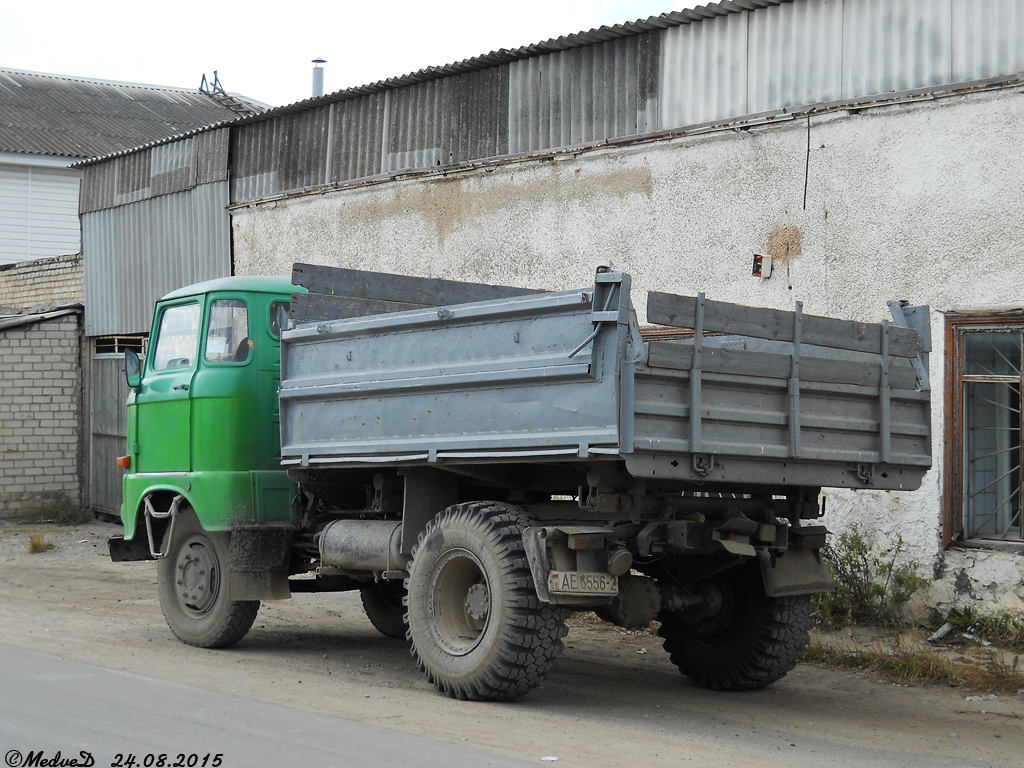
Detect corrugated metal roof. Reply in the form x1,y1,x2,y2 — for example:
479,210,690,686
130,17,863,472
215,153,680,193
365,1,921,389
76,0,789,167
0,67,264,159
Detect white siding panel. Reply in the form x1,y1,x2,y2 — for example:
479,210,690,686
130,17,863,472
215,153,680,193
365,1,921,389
0,166,31,264
0,163,80,265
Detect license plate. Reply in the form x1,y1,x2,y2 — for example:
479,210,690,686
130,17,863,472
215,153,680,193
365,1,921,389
547,571,619,596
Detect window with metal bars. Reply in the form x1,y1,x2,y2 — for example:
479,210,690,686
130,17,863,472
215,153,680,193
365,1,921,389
949,318,1024,542
94,335,146,356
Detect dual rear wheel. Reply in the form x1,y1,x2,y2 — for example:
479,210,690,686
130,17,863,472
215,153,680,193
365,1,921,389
658,562,813,690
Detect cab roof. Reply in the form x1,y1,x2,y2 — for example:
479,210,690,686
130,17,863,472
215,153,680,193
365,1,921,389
160,275,304,301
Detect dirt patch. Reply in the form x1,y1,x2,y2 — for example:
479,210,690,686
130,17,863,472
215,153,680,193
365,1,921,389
1,522,1022,766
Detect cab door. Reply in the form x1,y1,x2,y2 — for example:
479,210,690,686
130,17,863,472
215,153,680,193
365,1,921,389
135,300,202,472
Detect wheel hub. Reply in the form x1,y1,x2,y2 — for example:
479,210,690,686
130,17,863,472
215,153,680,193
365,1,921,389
465,582,490,621
427,548,491,656
175,539,218,615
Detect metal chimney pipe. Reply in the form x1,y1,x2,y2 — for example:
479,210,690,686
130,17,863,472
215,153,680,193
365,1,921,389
312,57,326,98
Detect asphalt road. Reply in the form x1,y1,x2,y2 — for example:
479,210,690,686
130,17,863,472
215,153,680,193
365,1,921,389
0,643,533,768
2,523,1022,768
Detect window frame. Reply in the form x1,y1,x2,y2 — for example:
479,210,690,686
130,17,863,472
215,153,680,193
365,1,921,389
150,300,203,373
203,296,252,366
268,299,290,339
945,312,1024,549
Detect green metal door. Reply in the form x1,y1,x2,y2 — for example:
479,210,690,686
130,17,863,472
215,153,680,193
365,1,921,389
135,301,202,473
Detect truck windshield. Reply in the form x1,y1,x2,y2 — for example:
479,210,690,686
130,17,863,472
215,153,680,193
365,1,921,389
152,303,201,370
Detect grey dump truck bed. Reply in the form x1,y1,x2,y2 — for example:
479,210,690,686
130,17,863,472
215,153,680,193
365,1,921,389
280,269,931,493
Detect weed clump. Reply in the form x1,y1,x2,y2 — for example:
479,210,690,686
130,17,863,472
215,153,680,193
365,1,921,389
28,534,54,554
23,496,93,526
805,641,1024,694
945,606,1024,653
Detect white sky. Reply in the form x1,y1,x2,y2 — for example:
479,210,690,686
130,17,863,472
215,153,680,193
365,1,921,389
1,1,703,108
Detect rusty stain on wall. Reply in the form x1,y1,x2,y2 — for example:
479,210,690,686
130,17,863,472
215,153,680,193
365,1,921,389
310,163,655,245
768,225,802,263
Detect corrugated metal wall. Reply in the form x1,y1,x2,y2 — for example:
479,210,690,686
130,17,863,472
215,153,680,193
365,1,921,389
508,35,658,154
89,354,130,513
331,92,387,183
80,128,229,214
231,108,331,200
385,67,509,172
952,0,1024,81
82,182,231,335
660,10,750,128
661,0,1019,124
82,128,231,335
223,0,1024,210
747,0,844,112
841,0,952,98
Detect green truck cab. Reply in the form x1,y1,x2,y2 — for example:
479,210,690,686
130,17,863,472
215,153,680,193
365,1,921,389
110,276,303,646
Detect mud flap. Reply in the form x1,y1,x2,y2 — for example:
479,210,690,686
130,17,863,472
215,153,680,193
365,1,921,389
229,570,291,600
108,536,155,562
758,548,835,597
228,524,294,600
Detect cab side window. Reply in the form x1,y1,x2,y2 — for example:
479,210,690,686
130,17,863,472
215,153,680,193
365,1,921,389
269,300,289,338
205,299,250,363
152,303,201,371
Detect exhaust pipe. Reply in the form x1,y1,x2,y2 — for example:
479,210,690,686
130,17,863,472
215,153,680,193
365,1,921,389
312,57,326,98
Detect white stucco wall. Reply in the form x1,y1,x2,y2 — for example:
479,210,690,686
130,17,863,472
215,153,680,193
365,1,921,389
231,85,1024,612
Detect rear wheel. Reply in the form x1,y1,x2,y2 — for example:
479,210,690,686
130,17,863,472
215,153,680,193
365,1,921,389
658,562,811,690
157,511,259,648
360,580,408,639
405,502,568,701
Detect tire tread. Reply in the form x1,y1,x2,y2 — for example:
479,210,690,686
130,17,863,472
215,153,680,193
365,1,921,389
406,502,568,701
659,575,812,691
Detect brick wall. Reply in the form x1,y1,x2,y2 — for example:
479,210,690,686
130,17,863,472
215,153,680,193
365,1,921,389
0,312,82,519
0,254,84,312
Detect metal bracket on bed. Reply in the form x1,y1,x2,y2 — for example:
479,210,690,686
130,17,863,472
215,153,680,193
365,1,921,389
568,269,624,359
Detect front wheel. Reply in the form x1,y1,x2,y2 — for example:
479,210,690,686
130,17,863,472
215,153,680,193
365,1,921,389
157,511,259,648
658,562,812,690
405,502,568,701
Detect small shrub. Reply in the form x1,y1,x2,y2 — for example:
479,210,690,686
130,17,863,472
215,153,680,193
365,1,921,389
23,496,93,526
28,534,54,554
815,523,927,627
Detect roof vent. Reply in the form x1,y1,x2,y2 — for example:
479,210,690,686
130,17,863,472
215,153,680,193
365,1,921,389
312,58,326,98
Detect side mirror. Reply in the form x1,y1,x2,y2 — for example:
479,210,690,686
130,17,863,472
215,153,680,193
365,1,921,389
124,349,142,389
